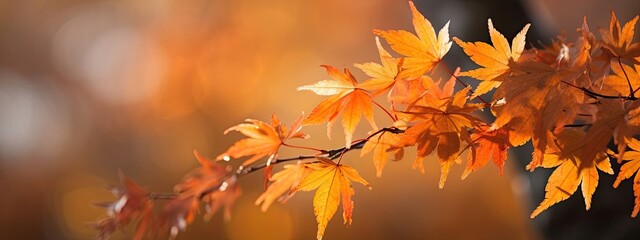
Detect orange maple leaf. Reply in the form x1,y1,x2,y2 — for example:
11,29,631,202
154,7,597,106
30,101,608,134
95,172,154,240
298,65,377,148
462,126,511,179
255,162,312,212
355,37,403,98
488,22,596,170
454,19,530,96
530,129,613,218
360,129,404,178
613,137,640,217
393,76,483,188
374,1,451,79
600,9,640,61
580,99,640,166
459,19,597,173
291,162,370,240
388,76,430,107
162,150,241,238
602,62,640,96
217,113,307,166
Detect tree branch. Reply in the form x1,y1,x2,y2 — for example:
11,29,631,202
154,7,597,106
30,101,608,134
146,127,405,200
238,127,404,176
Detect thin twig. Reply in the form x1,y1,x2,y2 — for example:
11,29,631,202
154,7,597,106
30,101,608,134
148,192,178,200
239,127,404,176
143,127,406,200
562,124,589,128
561,80,638,100
236,155,316,176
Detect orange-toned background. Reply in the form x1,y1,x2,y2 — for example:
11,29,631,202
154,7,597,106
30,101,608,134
0,0,638,239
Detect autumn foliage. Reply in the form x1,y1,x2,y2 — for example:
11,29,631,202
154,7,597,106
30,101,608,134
94,2,640,239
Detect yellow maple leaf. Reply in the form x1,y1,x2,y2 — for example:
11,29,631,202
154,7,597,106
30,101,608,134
291,162,370,240
530,129,613,218
374,1,451,79
613,137,640,217
355,37,403,98
255,163,312,212
602,62,640,97
454,19,530,96
217,113,307,166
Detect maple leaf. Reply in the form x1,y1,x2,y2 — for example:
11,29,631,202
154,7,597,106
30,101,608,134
600,9,640,62
454,20,530,95
393,76,484,188
298,65,377,148
360,130,404,177
462,126,511,179
291,162,371,240
613,137,640,217
374,1,451,79
530,129,613,219
454,19,530,96
466,19,595,172
161,150,241,238
94,172,153,240
602,62,640,96
489,22,597,170
580,99,640,165
355,37,403,98
255,162,312,212
159,197,198,239
388,76,430,106
217,113,307,166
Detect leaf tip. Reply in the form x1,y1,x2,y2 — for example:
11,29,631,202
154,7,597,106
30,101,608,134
613,179,622,188
407,0,416,11
530,208,542,219
460,170,470,180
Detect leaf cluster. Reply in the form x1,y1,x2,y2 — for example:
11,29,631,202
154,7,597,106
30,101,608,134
93,2,640,239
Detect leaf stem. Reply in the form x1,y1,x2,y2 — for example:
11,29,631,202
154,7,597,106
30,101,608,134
373,100,398,121
618,58,635,98
438,62,491,106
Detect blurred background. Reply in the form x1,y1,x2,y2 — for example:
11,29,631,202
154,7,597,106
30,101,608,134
0,0,639,239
